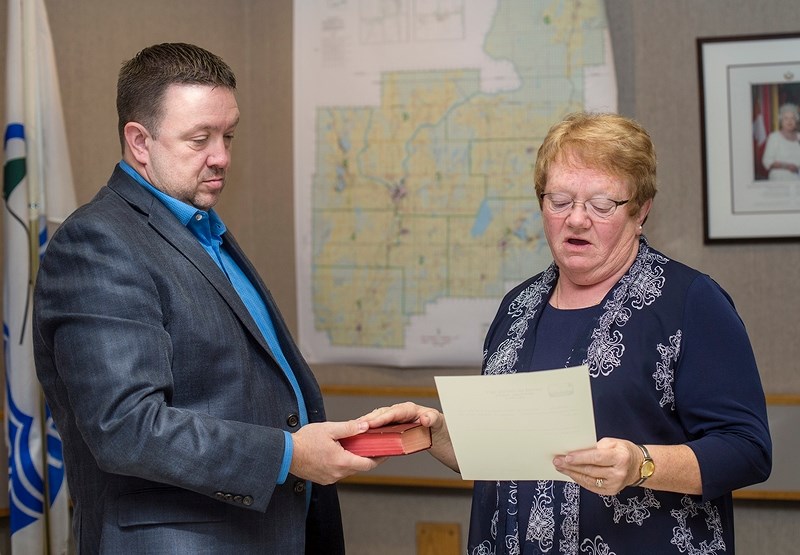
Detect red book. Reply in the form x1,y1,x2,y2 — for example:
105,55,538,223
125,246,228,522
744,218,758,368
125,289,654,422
340,422,432,457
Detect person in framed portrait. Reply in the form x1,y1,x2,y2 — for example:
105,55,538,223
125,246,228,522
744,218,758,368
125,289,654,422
762,102,800,180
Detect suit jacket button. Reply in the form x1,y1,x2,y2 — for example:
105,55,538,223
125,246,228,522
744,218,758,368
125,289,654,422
242,496,253,506
293,479,306,494
215,492,226,500
286,413,299,427
234,495,243,503
224,493,233,502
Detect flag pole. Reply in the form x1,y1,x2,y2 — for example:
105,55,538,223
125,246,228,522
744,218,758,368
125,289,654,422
21,1,52,553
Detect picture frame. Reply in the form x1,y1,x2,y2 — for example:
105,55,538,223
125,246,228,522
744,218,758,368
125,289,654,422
697,33,800,243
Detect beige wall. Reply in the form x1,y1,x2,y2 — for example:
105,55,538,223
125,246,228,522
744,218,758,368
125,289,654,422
1,0,798,553
614,1,800,397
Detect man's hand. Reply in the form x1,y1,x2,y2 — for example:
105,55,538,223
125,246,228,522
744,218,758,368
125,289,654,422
289,420,383,484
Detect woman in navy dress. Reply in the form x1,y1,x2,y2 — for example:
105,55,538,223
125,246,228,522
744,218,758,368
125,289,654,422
365,112,771,554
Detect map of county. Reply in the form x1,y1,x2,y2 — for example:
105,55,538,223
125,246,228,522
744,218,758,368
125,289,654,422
294,0,616,366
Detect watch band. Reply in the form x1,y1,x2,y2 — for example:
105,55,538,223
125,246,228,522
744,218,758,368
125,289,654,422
632,444,655,487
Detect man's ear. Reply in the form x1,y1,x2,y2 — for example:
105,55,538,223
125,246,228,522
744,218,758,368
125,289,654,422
123,122,151,165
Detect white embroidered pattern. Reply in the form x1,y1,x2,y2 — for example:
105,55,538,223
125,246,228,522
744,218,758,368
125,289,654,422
506,482,521,555
602,488,661,526
579,535,617,555
484,266,556,375
670,495,726,554
491,483,499,540
471,540,495,555
505,524,521,555
559,482,580,555
654,330,681,410
585,246,668,378
626,252,667,310
508,481,519,517
586,315,625,377
525,480,556,552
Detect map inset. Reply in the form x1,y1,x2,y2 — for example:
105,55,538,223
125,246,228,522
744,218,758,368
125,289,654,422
294,0,616,366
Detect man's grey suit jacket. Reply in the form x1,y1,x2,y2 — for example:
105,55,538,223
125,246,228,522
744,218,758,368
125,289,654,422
33,165,344,554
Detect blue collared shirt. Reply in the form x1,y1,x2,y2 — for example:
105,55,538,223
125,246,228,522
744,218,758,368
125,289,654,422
119,161,306,485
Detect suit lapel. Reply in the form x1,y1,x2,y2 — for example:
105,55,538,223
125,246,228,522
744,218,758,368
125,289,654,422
222,231,312,383
226,233,325,417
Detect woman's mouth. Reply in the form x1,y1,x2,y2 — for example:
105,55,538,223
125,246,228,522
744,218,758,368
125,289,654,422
567,238,590,246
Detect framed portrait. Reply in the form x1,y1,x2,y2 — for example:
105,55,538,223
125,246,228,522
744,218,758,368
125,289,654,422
697,33,800,243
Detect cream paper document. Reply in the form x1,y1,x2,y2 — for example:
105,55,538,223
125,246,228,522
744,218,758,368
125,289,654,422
434,365,597,481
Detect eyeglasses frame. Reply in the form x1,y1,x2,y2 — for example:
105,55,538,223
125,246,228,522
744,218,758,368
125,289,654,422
538,192,631,219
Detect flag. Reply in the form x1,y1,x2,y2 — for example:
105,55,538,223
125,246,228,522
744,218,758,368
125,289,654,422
4,0,76,552
752,84,775,180
753,109,767,148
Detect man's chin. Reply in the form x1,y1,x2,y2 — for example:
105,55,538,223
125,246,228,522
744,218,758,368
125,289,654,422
192,194,221,211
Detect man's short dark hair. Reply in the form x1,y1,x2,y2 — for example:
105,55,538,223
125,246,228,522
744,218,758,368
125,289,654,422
117,43,237,152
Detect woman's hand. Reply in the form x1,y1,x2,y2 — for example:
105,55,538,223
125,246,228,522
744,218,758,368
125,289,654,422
772,161,800,173
358,402,459,472
553,438,702,495
552,437,640,494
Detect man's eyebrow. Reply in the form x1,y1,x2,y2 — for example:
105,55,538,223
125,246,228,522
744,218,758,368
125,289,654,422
186,118,240,135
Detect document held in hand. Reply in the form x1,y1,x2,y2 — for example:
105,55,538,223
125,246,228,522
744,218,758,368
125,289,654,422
340,422,432,457
434,364,597,481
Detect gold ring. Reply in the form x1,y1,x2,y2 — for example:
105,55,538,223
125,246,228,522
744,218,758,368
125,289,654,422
595,478,604,488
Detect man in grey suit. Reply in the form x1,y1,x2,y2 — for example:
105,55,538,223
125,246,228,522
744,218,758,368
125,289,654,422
33,42,380,554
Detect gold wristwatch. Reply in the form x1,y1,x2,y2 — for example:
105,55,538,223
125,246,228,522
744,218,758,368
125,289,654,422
632,444,655,487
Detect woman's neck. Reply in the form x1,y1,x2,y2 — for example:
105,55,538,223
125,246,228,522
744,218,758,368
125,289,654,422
552,279,611,309
553,244,639,309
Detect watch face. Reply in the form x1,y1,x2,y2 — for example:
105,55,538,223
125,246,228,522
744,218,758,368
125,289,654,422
642,460,655,478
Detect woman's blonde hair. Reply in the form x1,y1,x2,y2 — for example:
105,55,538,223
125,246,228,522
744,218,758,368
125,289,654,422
534,112,657,215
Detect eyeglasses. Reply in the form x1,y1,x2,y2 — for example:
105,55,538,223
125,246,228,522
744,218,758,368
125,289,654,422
539,192,630,219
